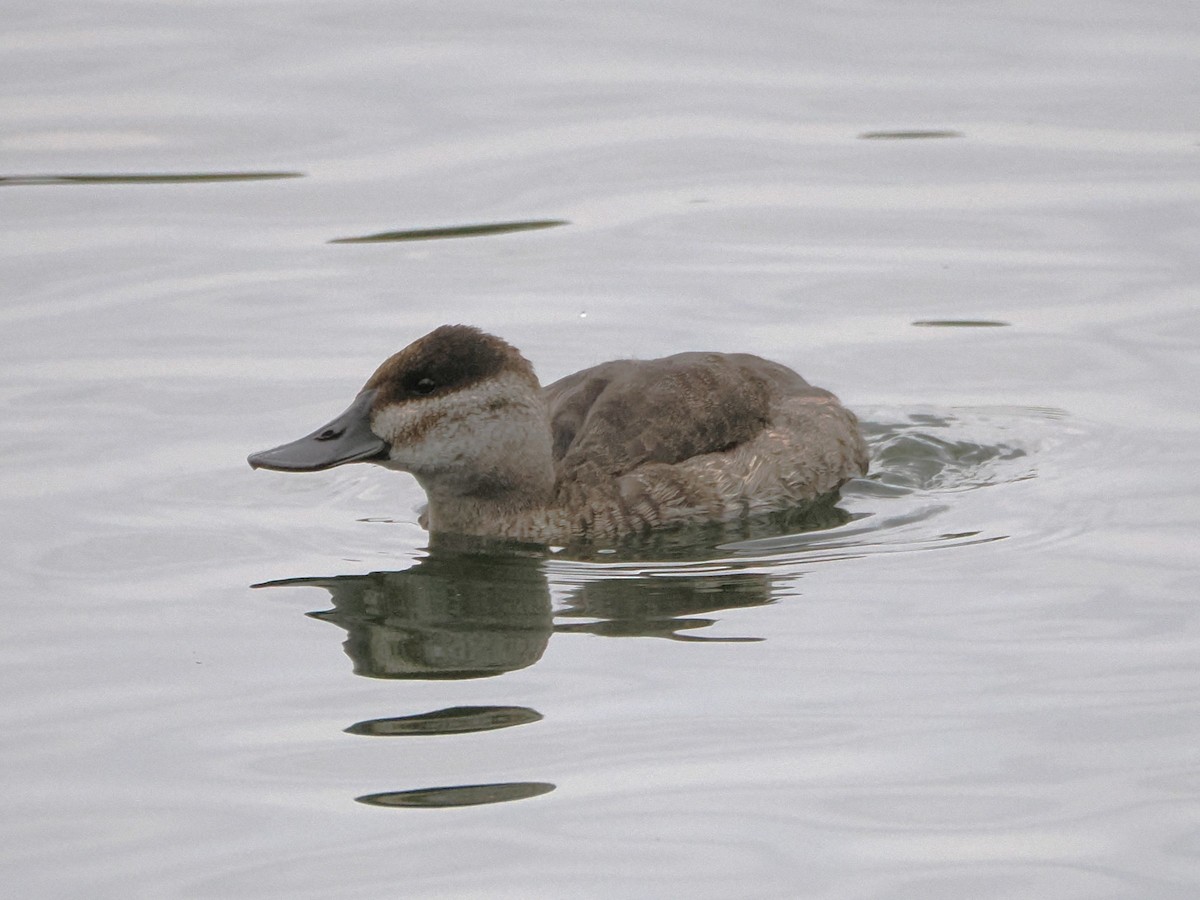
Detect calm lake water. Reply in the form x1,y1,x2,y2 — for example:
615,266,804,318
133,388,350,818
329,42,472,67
5,1,1200,897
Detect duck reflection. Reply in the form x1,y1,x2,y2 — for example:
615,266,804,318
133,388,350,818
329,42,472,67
555,574,770,642
256,540,776,679
255,540,778,808
259,549,553,679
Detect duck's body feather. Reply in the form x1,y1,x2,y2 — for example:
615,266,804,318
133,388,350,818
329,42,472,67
249,326,868,543
532,352,867,541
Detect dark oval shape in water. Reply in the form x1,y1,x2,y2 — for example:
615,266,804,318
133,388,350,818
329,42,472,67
329,219,568,244
912,319,1011,328
858,130,963,140
345,705,543,737
0,171,303,186
357,781,556,808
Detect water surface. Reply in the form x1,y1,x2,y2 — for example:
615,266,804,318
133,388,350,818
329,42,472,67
4,1,1200,898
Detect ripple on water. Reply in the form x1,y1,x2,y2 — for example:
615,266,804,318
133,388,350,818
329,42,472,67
356,781,556,808
344,706,544,737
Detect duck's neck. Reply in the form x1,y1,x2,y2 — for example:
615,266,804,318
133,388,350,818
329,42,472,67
420,476,555,537
415,405,557,538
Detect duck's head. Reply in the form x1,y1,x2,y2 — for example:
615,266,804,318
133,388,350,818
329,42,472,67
248,325,555,513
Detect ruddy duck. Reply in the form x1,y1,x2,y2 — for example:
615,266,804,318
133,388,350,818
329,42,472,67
249,325,868,542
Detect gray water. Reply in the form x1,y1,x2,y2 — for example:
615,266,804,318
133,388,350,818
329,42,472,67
4,1,1200,897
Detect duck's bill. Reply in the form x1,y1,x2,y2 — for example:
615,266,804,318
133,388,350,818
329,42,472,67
247,389,388,472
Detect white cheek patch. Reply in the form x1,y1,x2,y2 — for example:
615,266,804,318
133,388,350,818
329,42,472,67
370,372,539,476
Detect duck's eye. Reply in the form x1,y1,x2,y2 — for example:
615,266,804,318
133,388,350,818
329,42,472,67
413,377,437,395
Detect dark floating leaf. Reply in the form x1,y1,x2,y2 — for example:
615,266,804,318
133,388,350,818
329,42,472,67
357,781,556,808
858,130,964,140
330,219,569,244
345,705,543,737
0,171,304,186
912,319,1011,328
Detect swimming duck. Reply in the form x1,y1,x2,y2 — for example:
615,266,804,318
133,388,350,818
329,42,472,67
248,325,868,543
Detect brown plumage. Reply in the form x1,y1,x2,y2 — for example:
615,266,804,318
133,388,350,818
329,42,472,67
249,325,869,543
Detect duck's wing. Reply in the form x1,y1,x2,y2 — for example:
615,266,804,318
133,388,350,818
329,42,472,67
543,352,832,480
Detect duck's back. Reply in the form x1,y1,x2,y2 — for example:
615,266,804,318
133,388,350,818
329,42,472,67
543,351,865,492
